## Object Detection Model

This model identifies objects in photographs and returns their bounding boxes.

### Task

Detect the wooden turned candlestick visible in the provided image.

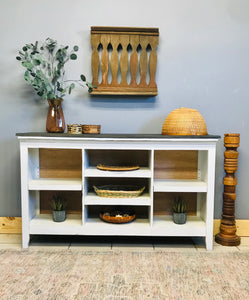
[215,133,240,246]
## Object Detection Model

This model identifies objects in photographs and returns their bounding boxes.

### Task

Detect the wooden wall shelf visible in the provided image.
[90,26,159,96]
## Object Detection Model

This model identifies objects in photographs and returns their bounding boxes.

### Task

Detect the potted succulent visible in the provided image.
[172,197,187,224]
[50,195,67,222]
[16,38,95,133]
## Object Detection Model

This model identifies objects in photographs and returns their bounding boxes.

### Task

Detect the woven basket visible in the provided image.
[82,125,101,134]
[162,107,208,136]
[93,185,145,198]
[67,124,82,134]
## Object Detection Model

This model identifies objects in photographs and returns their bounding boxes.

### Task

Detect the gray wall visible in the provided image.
[0,0,248,218]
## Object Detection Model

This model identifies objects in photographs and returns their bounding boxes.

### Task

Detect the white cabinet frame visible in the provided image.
[17,134,219,250]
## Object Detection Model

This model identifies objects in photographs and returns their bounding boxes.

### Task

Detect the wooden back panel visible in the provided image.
[40,191,82,214]
[154,150,198,179]
[154,192,197,216]
[86,149,149,167]
[39,149,82,178]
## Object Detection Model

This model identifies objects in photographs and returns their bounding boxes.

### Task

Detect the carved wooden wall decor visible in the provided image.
[215,133,241,246]
[90,26,159,96]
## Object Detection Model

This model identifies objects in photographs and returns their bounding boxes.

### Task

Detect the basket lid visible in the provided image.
[162,107,208,136]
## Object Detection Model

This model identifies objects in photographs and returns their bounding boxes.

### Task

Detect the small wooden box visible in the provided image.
[82,125,101,134]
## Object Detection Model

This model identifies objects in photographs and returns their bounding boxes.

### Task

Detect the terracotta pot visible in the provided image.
[46,99,65,133]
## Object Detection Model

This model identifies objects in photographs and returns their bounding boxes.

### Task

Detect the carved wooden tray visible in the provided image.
[97,164,140,171]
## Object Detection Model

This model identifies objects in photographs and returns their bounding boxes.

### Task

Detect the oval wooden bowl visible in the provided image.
[99,213,136,224]
[162,107,208,136]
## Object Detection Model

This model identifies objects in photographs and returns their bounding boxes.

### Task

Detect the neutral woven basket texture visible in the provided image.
[162,107,208,136]
[93,185,145,198]
[67,124,82,134]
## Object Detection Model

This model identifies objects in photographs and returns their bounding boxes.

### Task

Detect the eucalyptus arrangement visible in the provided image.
[16,37,94,99]
[16,37,95,132]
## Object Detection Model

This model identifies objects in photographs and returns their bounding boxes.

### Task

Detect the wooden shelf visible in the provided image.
[28,178,82,191]
[152,215,206,236]
[83,217,150,235]
[29,214,205,236]
[84,192,151,206]
[154,179,208,193]
[30,214,82,234]
[84,167,152,178]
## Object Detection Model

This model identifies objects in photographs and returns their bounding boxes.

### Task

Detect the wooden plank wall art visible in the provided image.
[90,26,159,95]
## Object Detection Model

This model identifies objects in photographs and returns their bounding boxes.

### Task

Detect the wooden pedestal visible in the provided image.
[215,133,241,246]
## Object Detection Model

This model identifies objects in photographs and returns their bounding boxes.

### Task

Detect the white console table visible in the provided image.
[17,133,220,250]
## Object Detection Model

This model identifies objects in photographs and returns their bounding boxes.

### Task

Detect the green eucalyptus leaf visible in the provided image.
[80,74,86,82]
[70,53,77,60]
[22,46,28,51]
[24,70,30,82]
[22,61,33,70]
[16,56,21,61]
[42,93,47,100]
[68,83,75,94]
[73,45,79,51]
[33,59,41,66]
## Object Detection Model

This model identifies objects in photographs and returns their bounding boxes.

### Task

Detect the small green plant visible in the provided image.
[50,195,67,211]
[173,197,187,213]
[16,37,95,100]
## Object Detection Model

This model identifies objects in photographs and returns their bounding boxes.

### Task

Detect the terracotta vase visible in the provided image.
[46,99,65,133]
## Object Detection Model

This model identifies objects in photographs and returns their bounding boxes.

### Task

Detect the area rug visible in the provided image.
[0,249,248,299]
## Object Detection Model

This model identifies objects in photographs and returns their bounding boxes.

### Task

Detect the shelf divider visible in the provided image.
[29,178,82,191]
[154,179,208,192]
